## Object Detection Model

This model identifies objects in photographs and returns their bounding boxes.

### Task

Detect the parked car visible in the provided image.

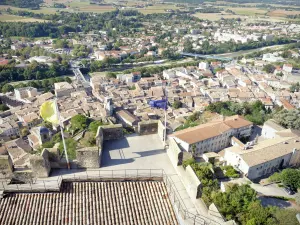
[284,186,295,195]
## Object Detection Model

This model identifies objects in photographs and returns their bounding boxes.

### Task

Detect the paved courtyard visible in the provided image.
[101,134,175,173]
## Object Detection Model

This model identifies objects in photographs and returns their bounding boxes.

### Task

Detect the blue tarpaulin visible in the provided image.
[149,99,168,110]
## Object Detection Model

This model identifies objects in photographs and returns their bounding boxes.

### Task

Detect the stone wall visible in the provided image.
[185,165,202,199]
[29,149,51,178]
[11,171,34,183]
[137,120,158,135]
[76,147,100,168]
[167,138,183,167]
[0,155,14,179]
[101,124,123,141]
[96,125,104,150]
[208,203,226,223]
[158,120,165,142]
[93,124,124,168]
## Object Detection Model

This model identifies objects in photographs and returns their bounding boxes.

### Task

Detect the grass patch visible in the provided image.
[79,131,96,148]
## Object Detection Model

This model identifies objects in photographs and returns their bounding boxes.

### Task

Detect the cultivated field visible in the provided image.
[267,9,300,17]
[0,0,115,15]
[0,14,48,22]
[137,4,180,14]
[194,12,246,21]
[227,7,268,16]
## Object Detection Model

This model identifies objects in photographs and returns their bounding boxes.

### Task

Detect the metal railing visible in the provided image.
[60,169,164,181]
[0,169,221,225]
[161,171,221,225]
[0,176,62,192]
[0,169,164,192]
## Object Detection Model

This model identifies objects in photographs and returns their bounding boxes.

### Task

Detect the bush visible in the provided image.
[182,158,196,169]
[221,165,239,178]
[70,114,89,132]
[58,138,77,160]
[172,100,182,109]
[281,169,300,190]
[88,120,104,134]
[269,172,282,183]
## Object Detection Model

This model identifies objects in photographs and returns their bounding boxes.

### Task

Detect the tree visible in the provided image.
[20,127,29,137]
[106,72,116,78]
[2,84,14,93]
[65,77,72,84]
[240,201,275,225]
[88,121,104,134]
[182,158,196,169]
[222,165,239,178]
[0,104,9,111]
[263,64,276,74]
[280,168,300,190]
[172,100,182,109]
[212,184,257,221]
[274,109,300,130]
[270,207,300,225]
[268,172,282,182]
[290,82,300,93]
[70,114,89,131]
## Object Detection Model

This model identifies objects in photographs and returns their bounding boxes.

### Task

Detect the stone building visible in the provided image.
[224,134,300,180]
[28,127,52,149]
[171,115,252,155]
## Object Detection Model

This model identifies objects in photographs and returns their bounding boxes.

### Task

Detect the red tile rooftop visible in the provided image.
[0,181,178,225]
[0,58,9,65]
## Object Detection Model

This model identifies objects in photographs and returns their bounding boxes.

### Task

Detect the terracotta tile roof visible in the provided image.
[0,181,178,225]
[280,98,295,110]
[0,58,9,65]
[172,115,252,144]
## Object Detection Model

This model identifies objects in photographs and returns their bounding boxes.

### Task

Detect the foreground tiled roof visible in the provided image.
[0,181,178,225]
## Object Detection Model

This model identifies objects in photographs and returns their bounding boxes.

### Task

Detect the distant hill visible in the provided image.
[221,0,300,5]
[165,0,300,6]
[0,0,44,9]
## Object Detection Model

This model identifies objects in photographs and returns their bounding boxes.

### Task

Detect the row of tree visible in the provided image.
[269,168,300,190]
[273,109,300,130]
[206,101,273,125]
[184,38,293,55]
[0,0,43,9]
[0,61,71,90]
[0,10,144,38]
[4,76,72,94]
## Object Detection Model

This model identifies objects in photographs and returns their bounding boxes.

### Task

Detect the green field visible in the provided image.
[0,0,115,15]
[135,4,180,14]
[227,7,268,16]
[0,14,48,22]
